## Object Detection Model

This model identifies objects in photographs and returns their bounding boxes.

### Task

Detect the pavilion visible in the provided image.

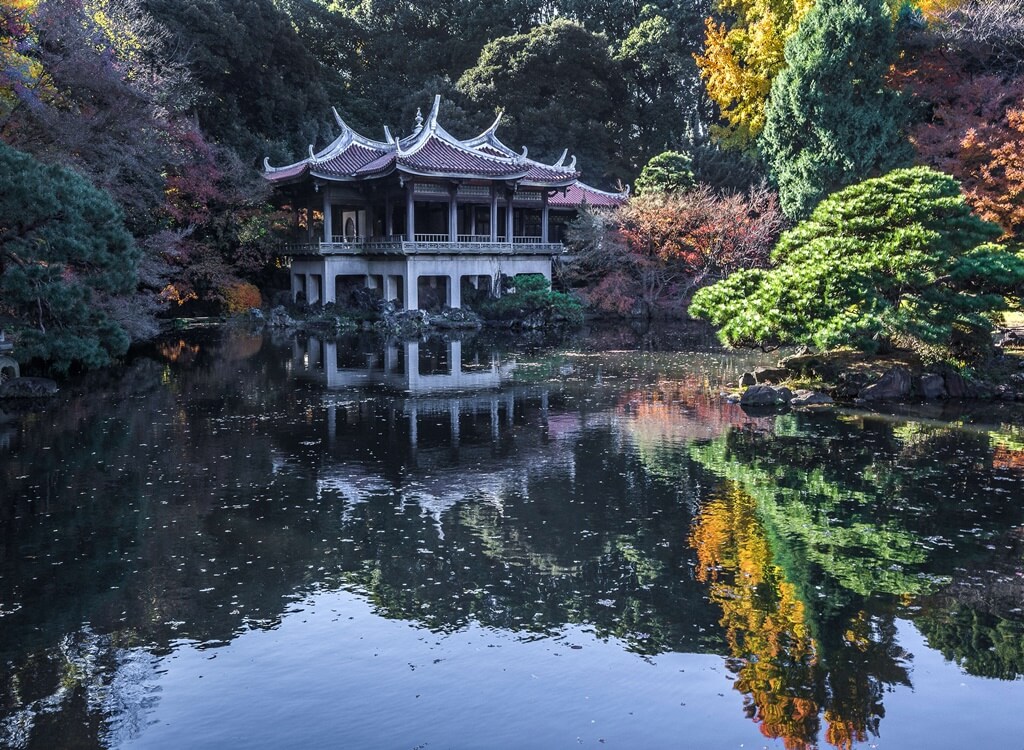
[264,95,627,310]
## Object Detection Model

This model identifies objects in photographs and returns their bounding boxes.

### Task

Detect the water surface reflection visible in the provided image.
[1,327,1023,749]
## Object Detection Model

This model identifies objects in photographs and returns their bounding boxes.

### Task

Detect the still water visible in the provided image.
[1,326,1023,749]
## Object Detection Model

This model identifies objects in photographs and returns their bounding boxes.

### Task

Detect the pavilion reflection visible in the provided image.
[291,334,516,393]
[289,332,589,508]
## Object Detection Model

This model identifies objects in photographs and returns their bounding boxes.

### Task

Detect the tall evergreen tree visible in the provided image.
[457,19,631,185]
[759,0,910,218]
[142,0,343,163]
[0,144,139,373]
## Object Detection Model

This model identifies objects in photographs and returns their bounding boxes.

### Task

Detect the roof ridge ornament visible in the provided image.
[332,107,348,132]
[384,126,394,144]
[414,108,423,133]
[427,94,441,131]
[568,155,577,170]
[554,149,568,167]
[485,110,503,136]
[308,145,317,160]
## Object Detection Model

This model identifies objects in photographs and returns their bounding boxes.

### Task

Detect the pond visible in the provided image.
[1,325,1023,749]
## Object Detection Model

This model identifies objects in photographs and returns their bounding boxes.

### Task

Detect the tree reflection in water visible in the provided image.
[687,410,1024,749]
[1,327,1023,749]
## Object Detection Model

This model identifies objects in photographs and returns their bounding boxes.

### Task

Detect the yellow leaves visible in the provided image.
[160,284,198,306]
[914,0,966,19]
[1,0,42,117]
[7,0,38,13]
[84,0,147,70]
[695,0,814,147]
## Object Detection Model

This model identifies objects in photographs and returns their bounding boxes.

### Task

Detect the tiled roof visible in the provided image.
[523,162,575,183]
[549,182,628,208]
[352,151,396,177]
[314,142,390,176]
[399,134,526,177]
[263,161,309,182]
[264,96,627,204]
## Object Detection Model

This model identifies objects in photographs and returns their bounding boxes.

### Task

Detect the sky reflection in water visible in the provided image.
[1,327,1023,749]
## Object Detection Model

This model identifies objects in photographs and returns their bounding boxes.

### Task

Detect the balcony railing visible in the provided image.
[286,235,564,257]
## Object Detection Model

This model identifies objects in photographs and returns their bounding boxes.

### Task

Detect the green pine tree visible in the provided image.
[0,144,139,373]
[689,167,1024,363]
[634,151,695,195]
[759,0,911,219]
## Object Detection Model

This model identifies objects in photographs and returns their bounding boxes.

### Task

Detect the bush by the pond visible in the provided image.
[690,167,1024,364]
[477,274,583,326]
[222,281,263,314]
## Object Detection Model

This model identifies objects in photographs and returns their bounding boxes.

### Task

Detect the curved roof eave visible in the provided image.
[395,164,531,182]
[308,164,398,182]
[521,178,578,189]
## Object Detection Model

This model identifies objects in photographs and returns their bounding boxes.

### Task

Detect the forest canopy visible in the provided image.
[2,0,1024,371]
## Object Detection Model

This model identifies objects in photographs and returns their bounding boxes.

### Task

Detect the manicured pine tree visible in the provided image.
[634,151,695,195]
[0,144,139,373]
[689,167,1024,363]
[759,0,910,218]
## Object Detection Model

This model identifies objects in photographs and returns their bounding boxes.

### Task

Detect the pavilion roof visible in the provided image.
[548,181,631,208]
[263,95,625,200]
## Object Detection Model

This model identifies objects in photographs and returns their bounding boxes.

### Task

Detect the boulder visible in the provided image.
[998,329,1023,347]
[790,389,834,406]
[740,384,793,406]
[377,309,430,337]
[968,380,997,400]
[779,352,823,373]
[0,377,58,398]
[753,366,790,384]
[738,372,757,387]
[919,373,947,400]
[859,366,912,402]
[944,371,969,398]
[267,306,297,328]
[429,307,482,330]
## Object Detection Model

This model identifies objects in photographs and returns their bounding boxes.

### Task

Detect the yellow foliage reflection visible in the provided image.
[691,483,875,749]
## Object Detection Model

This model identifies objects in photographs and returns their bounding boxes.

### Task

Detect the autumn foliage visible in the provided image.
[567,186,784,317]
[222,281,263,314]
[898,51,1024,238]
[696,0,814,147]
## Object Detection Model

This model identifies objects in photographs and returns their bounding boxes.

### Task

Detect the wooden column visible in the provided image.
[489,187,498,242]
[385,196,394,237]
[406,184,415,242]
[541,193,550,244]
[322,191,332,243]
[505,190,514,243]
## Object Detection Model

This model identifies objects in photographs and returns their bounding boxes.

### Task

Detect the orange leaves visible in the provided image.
[901,50,1024,238]
[617,186,784,285]
[958,106,1024,236]
[221,281,262,313]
